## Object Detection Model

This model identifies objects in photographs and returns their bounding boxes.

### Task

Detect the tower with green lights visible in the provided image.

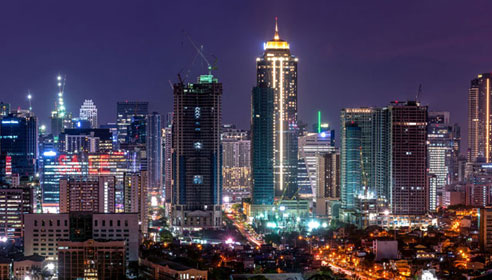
[50,75,73,138]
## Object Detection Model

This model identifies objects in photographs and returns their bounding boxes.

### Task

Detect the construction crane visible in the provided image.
[180,32,218,79]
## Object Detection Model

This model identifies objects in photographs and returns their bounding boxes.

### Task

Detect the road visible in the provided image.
[226,213,263,247]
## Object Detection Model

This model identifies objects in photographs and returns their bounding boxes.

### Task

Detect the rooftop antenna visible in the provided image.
[416,84,423,103]
[27,90,32,112]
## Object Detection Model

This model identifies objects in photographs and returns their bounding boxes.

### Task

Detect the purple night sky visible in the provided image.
[1,0,492,149]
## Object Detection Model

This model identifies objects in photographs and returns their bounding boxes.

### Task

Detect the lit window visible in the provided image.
[193,175,203,184]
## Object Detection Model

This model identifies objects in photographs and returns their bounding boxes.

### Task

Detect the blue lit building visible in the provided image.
[341,122,361,210]
[251,85,275,205]
[0,110,37,182]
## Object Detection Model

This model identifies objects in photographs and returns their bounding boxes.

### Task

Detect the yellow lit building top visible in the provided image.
[264,17,290,50]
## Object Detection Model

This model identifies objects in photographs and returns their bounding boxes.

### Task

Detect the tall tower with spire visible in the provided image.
[255,18,299,200]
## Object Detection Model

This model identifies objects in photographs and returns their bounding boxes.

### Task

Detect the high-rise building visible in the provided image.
[171,74,222,230]
[59,177,116,213]
[116,101,148,145]
[146,112,162,207]
[222,125,251,203]
[341,122,362,211]
[479,207,492,252]
[59,128,113,153]
[298,130,335,198]
[251,85,274,206]
[79,99,98,128]
[163,113,173,204]
[58,239,126,280]
[389,101,428,215]
[256,18,298,199]
[0,110,38,181]
[0,186,33,240]
[468,73,492,162]
[124,171,148,234]
[315,151,340,219]
[427,112,459,210]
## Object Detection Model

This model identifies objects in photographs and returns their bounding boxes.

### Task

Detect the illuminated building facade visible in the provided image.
[427,112,459,209]
[58,239,126,280]
[341,122,361,211]
[124,171,148,234]
[163,113,173,204]
[298,129,335,198]
[59,177,116,213]
[171,74,222,230]
[79,99,98,128]
[59,128,113,153]
[222,125,251,203]
[116,101,148,145]
[0,186,33,240]
[40,151,130,211]
[315,151,340,219]
[146,112,162,207]
[256,18,298,199]
[468,73,492,163]
[0,110,38,181]
[0,102,10,117]
[251,85,274,205]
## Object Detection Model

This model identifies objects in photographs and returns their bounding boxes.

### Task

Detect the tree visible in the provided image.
[160,229,173,243]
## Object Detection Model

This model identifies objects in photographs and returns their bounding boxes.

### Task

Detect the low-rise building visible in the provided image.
[140,257,208,280]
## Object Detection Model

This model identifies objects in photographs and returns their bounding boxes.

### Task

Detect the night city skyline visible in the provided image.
[2,1,492,150]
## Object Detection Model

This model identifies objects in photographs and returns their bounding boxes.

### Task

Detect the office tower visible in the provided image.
[0,102,10,117]
[427,112,459,210]
[340,108,390,220]
[163,113,173,203]
[124,172,148,234]
[251,85,275,205]
[59,128,113,153]
[58,239,126,279]
[146,112,162,206]
[40,151,130,211]
[0,186,33,240]
[256,18,298,199]
[222,125,251,203]
[79,99,98,128]
[59,177,116,213]
[24,213,139,261]
[51,75,73,137]
[341,122,362,211]
[479,207,492,251]
[171,73,222,230]
[100,122,118,146]
[116,101,148,145]
[0,110,38,181]
[298,129,335,198]
[389,101,428,215]
[468,73,492,162]
[315,151,340,219]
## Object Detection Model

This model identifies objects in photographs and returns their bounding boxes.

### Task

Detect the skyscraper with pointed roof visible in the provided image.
[255,18,299,200]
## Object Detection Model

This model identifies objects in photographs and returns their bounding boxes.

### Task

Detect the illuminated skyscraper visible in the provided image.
[146,112,162,207]
[0,110,38,181]
[256,18,298,199]
[468,73,492,162]
[116,101,148,145]
[79,99,98,128]
[163,113,173,203]
[171,74,222,230]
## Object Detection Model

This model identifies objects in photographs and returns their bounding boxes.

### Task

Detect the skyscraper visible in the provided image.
[341,122,362,211]
[427,112,459,210]
[222,125,251,203]
[163,113,173,204]
[316,151,340,219]
[79,99,98,128]
[251,85,274,205]
[116,101,148,145]
[59,176,116,213]
[389,101,428,215]
[124,171,148,234]
[256,18,298,199]
[0,110,38,181]
[171,74,222,230]
[146,112,162,207]
[468,73,492,162]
